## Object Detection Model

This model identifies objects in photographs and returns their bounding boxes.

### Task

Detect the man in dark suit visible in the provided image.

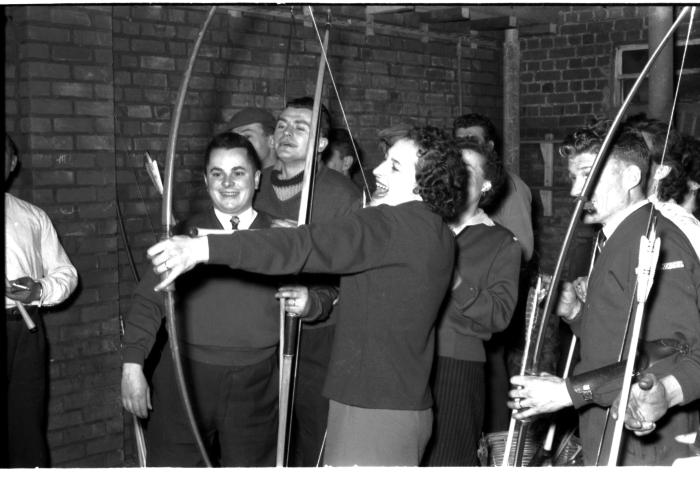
[508,126,700,465]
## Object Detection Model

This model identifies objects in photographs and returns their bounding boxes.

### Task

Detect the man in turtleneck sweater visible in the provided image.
[254,96,362,466]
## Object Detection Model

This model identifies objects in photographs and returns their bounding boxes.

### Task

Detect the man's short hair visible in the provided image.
[560,120,650,192]
[222,107,276,135]
[204,132,262,172]
[453,113,499,149]
[621,113,681,166]
[5,133,18,158]
[322,128,360,173]
[285,96,331,138]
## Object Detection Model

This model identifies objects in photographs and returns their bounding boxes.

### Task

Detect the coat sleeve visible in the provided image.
[121,268,165,366]
[208,208,394,277]
[449,233,521,335]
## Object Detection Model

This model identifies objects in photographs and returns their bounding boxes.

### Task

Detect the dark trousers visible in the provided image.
[4,310,49,468]
[289,324,334,466]
[422,356,484,466]
[146,349,278,467]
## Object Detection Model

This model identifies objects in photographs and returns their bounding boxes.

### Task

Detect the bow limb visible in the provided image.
[161,6,217,468]
[530,6,693,373]
[308,8,373,203]
[276,8,330,466]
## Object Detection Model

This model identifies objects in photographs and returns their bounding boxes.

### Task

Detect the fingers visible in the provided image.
[146,240,168,260]
[276,287,308,316]
[153,267,182,292]
[636,372,656,391]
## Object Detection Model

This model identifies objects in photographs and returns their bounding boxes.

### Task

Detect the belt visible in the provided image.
[5,306,39,320]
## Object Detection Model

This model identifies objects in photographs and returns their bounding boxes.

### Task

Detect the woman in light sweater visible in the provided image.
[423,138,521,466]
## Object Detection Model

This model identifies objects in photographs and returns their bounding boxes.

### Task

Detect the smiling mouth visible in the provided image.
[373,182,388,198]
[220,191,240,198]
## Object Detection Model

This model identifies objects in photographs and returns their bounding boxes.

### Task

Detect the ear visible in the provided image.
[653,164,671,181]
[317,137,328,153]
[486,140,495,152]
[254,170,261,190]
[342,155,354,173]
[689,180,700,192]
[203,172,209,187]
[622,164,642,191]
[266,134,274,149]
[481,180,492,193]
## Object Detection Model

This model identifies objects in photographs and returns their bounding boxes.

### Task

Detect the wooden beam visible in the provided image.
[519,23,557,37]
[432,20,470,35]
[469,5,561,24]
[418,7,470,23]
[470,15,517,31]
[366,6,415,16]
[433,15,516,34]
[367,12,421,29]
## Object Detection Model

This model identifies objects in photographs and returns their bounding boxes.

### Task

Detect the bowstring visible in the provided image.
[657,6,695,172]
[307,7,373,203]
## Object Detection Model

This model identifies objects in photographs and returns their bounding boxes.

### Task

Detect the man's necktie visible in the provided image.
[230,216,239,230]
[595,230,606,256]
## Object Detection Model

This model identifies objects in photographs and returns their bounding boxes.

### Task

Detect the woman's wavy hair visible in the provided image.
[658,135,700,204]
[454,137,506,212]
[405,126,469,222]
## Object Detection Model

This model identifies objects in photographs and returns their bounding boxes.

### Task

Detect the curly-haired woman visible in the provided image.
[422,138,521,466]
[146,126,468,466]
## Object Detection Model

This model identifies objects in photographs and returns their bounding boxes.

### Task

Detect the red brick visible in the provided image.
[52,45,93,62]
[73,65,112,82]
[21,61,71,80]
[75,100,112,117]
[52,82,93,98]
[49,8,92,26]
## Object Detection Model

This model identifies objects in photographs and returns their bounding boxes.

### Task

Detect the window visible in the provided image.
[614,39,700,106]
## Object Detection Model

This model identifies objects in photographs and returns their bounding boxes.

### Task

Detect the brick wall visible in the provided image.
[519,5,700,273]
[5,5,123,467]
[5,4,502,466]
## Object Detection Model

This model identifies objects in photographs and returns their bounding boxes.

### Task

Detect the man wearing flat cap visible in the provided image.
[223,106,277,169]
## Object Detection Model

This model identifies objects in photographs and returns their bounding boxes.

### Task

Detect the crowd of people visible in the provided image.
[5,98,700,467]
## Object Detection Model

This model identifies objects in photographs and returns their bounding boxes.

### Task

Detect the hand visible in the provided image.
[271,218,298,228]
[556,281,582,321]
[276,285,311,317]
[508,373,573,420]
[147,235,209,291]
[611,372,668,436]
[5,276,42,303]
[121,363,152,419]
[571,276,589,303]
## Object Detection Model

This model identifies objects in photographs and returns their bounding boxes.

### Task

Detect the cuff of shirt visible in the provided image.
[121,347,146,367]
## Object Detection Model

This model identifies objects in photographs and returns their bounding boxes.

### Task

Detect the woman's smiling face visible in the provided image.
[370,138,422,207]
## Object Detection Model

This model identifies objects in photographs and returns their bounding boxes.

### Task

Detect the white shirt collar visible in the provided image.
[213,206,257,231]
[450,208,495,235]
[602,199,648,239]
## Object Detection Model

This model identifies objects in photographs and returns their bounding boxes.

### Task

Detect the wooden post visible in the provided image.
[648,7,674,121]
[503,28,520,174]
